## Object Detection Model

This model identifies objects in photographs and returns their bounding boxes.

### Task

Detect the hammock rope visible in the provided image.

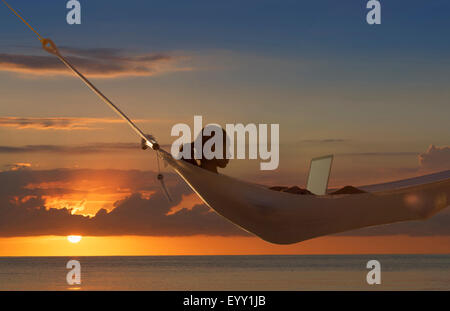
[156,150,172,201]
[1,0,44,42]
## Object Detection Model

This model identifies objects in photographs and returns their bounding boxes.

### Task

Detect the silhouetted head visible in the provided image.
[194,125,230,173]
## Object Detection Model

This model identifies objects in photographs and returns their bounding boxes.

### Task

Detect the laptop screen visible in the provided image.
[306,155,333,195]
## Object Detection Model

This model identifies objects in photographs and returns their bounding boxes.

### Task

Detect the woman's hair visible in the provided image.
[180,125,230,172]
[193,124,229,160]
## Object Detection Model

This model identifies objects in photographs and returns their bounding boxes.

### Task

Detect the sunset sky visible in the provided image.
[0,0,449,256]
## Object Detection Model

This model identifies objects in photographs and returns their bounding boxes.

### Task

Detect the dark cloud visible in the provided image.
[0,143,138,154]
[0,168,244,237]
[419,145,450,171]
[338,152,419,157]
[301,139,348,143]
[0,168,448,238]
[0,117,126,130]
[0,142,171,155]
[91,193,243,236]
[0,47,192,78]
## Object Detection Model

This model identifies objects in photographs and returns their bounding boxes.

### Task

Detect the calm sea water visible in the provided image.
[0,255,449,290]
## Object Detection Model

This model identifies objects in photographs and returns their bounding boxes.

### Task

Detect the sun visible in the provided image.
[67,235,82,243]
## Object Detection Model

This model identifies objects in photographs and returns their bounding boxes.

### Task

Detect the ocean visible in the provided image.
[0,255,449,290]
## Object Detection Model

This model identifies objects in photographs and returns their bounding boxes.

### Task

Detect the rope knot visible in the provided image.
[41,38,59,55]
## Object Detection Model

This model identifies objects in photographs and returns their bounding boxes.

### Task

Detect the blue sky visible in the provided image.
[2,1,450,55]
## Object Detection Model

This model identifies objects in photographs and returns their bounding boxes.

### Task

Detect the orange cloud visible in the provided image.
[0,47,193,78]
[167,193,205,215]
[5,162,32,171]
[22,176,136,216]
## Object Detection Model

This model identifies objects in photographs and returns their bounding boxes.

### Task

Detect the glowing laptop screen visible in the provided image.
[306,155,333,195]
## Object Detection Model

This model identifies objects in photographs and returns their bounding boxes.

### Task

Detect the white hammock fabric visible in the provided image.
[161,150,450,244]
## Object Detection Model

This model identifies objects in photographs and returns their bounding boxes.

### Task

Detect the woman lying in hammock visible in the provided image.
[180,125,229,174]
[180,125,364,195]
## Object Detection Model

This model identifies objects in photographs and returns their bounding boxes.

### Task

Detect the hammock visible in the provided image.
[160,150,450,244]
[4,1,449,244]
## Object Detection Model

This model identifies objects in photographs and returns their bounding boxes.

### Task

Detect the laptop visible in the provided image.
[306,154,333,195]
